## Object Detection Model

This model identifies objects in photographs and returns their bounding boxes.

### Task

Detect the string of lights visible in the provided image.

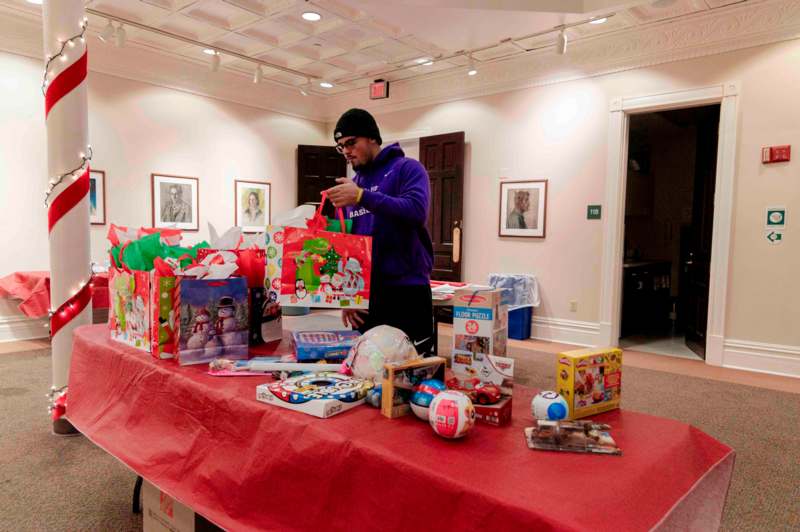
[41,17,88,95]
[44,145,92,207]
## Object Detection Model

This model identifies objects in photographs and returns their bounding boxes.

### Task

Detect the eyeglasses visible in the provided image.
[335,137,358,154]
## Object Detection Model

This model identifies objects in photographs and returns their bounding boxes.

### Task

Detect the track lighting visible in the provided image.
[467,55,477,76]
[98,19,115,43]
[210,51,220,72]
[253,66,263,84]
[115,24,127,48]
[557,29,568,55]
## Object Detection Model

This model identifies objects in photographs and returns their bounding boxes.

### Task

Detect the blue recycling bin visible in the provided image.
[488,273,539,340]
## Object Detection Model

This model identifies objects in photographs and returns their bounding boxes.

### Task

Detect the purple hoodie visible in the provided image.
[345,143,433,286]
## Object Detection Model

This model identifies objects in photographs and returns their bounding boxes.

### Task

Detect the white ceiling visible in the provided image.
[2,0,751,96]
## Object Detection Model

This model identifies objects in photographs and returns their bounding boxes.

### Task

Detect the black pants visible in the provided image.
[358,284,434,356]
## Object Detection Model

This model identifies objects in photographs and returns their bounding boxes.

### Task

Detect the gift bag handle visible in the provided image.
[317,192,347,234]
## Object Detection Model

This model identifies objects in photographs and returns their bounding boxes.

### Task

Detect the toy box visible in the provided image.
[452,287,508,359]
[291,330,360,361]
[256,372,372,418]
[380,356,446,418]
[448,351,515,426]
[556,347,622,419]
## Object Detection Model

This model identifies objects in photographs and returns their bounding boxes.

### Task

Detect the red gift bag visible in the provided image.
[279,195,372,309]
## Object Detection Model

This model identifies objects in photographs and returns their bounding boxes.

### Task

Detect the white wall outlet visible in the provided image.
[569,300,577,312]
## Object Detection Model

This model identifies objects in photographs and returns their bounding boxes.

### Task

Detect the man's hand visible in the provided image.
[342,309,367,329]
[325,178,361,208]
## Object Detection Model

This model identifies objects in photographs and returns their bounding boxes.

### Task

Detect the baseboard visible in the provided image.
[530,317,600,347]
[0,315,49,342]
[722,339,800,379]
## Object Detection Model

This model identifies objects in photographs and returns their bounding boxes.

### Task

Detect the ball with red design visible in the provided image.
[428,390,475,439]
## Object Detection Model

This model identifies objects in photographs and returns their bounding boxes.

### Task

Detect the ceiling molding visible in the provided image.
[322,0,800,120]
[0,2,328,123]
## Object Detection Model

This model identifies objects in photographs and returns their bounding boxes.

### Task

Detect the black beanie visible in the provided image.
[334,108,382,145]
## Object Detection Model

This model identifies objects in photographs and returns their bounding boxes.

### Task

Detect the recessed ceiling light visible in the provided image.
[302,11,322,22]
[203,48,217,55]
[26,0,43,5]
[320,81,333,88]
[415,57,430,64]
[590,17,608,25]
[467,68,477,76]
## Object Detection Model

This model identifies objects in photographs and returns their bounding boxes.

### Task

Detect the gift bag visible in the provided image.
[197,247,277,346]
[108,267,151,351]
[178,277,249,365]
[279,196,372,309]
[149,270,179,359]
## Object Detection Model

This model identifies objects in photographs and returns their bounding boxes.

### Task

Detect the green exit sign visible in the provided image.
[587,205,602,220]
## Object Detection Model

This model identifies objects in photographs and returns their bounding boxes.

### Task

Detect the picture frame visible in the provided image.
[151,174,199,231]
[89,169,106,225]
[499,179,547,238]
[234,180,271,233]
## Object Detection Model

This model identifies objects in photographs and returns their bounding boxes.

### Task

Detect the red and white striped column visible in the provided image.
[42,0,92,431]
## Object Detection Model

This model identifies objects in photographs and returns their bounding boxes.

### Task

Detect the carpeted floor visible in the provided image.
[1,345,799,531]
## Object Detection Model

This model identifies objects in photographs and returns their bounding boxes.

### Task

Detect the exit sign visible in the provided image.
[587,205,602,220]
[369,79,390,100]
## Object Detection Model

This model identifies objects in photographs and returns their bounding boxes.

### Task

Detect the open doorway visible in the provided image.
[619,105,720,360]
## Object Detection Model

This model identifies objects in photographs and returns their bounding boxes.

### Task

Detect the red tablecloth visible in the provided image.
[67,325,734,532]
[0,271,108,318]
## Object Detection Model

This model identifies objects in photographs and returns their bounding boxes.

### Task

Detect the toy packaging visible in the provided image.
[556,347,623,419]
[452,287,508,361]
[291,330,361,361]
[524,420,622,455]
[380,356,446,418]
[178,277,249,365]
[448,351,514,426]
[256,372,373,418]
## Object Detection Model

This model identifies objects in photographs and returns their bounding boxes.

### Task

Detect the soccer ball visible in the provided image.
[531,390,569,421]
[428,390,475,439]
[409,379,446,420]
[341,325,419,382]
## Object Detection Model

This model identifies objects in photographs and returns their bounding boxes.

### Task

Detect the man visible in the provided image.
[162,185,191,223]
[507,190,529,229]
[325,108,434,355]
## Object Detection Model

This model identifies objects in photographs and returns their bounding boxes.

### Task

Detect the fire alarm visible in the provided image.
[761,145,791,164]
[369,79,389,100]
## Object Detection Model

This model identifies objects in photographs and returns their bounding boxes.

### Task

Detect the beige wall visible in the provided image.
[0,51,327,338]
[367,39,800,348]
[0,51,328,272]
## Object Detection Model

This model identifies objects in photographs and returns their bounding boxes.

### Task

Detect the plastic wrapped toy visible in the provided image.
[341,325,419,381]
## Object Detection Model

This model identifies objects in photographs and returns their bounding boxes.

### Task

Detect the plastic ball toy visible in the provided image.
[341,325,419,382]
[409,379,446,420]
[531,390,569,421]
[428,390,475,439]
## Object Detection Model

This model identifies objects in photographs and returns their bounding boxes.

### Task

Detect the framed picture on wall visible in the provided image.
[499,179,547,238]
[152,174,199,231]
[234,180,271,233]
[89,170,106,225]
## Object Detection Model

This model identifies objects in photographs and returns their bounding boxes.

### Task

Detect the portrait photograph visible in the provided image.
[499,179,547,238]
[235,180,270,233]
[152,174,199,231]
[89,170,106,225]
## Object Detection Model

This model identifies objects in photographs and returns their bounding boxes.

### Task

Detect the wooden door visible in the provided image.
[420,132,465,282]
[297,145,346,218]
[682,105,720,359]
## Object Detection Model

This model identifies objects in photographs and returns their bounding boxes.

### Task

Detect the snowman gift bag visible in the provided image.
[178,277,249,365]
